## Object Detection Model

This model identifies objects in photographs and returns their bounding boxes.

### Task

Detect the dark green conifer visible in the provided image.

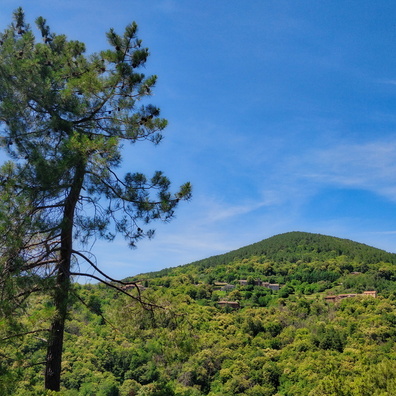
[0,8,191,391]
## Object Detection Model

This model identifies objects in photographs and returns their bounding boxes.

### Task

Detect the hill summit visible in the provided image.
[144,231,396,279]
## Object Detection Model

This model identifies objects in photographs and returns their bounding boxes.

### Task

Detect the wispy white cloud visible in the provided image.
[297,139,396,200]
[200,198,273,223]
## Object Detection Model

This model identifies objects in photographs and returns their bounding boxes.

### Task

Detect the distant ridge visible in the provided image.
[188,231,396,268]
[143,231,396,278]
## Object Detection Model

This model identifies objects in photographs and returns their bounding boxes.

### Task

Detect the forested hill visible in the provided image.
[6,231,396,395]
[142,231,396,279]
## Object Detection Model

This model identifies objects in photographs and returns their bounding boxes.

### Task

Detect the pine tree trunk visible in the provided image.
[44,162,85,391]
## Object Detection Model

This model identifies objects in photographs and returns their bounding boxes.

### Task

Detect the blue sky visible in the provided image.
[3,1,396,279]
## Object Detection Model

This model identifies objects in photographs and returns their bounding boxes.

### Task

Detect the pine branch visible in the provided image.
[1,328,49,342]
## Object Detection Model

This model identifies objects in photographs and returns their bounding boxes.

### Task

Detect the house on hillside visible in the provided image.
[324,295,338,303]
[256,281,281,291]
[221,284,235,291]
[121,283,146,291]
[238,279,281,290]
[325,291,377,302]
[338,293,358,299]
[362,290,377,298]
[217,300,240,309]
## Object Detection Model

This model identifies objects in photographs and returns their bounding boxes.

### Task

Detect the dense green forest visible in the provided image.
[3,231,396,395]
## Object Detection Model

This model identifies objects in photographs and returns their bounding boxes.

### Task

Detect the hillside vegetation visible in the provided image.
[3,231,396,395]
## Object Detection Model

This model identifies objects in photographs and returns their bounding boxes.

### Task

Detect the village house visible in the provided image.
[221,284,235,291]
[362,290,377,298]
[121,283,146,291]
[238,279,281,290]
[338,293,358,299]
[324,295,338,303]
[325,291,377,302]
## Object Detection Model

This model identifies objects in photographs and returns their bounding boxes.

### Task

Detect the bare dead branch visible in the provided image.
[71,249,134,286]
[69,271,162,310]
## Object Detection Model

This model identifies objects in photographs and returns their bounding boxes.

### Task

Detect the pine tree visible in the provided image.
[0,8,191,391]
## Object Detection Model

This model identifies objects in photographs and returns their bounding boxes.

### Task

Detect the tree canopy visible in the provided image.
[2,231,396,395]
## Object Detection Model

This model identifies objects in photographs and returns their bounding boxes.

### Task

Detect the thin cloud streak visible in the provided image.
[297,139,396,201]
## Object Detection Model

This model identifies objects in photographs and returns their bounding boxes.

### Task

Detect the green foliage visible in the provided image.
[0,7,192,391]
[3,227,396,394]
[149,232,396,278]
